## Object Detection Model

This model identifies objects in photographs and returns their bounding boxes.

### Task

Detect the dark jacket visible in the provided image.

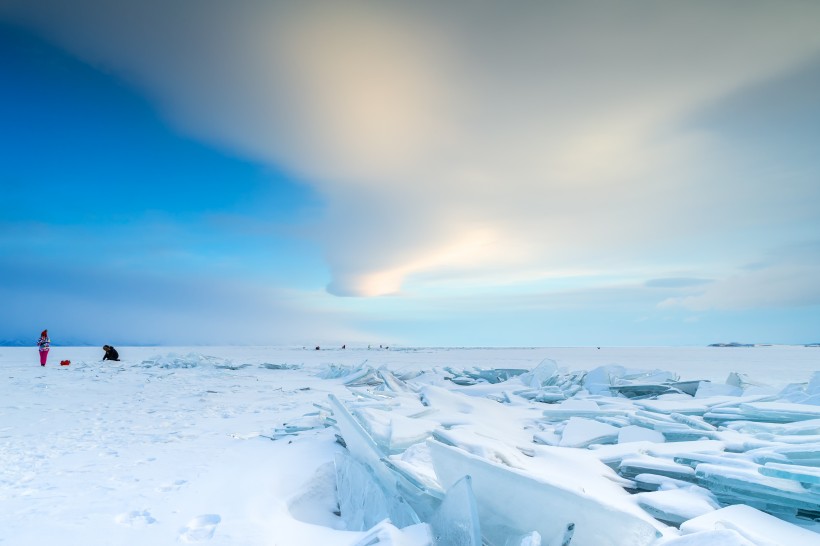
[103,347,120,361]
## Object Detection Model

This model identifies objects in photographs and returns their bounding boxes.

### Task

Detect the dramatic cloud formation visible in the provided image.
[4,0,820,307]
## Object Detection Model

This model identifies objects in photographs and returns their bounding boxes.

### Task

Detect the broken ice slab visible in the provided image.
[631,473,699,493]
[346,368,387,388]
[632,400,710,416]
[353,407,438,454]
[509,359,586,403]
[667,381,702,397]
[626,414,718,442]
[327,394,426,528]
[450,383,515,404]
[609,384,679,399]
[725,371,773,392]
[270,411,333,439]
[605,371,691,399]
[316,362,369,380]
[417,385,529,434]
[725,417,820,436]
[377,369,417,393]
[672,452,755,470]
[748,443,820,466]
[694,462,820,513]
[667,413,717,432]
[618,425,665,444]
[428,440,662,546]
[779,371,820,404]
[431,429,531,470]
[541,399,631,421]
[759,462,820,485]
[704,401,820,424]
[445,367,528,386]
[589,440,726,468]
[518,358,560,388]
[326,363,418,391]
[736,401,820,422]
[428,475,481,546]
[694,382,743,398]
[619,454,697,482]
[678,504,820,545]
[259,362,302,370]
[734,433,820,445]
[583,365,681,397]
[622,370,680,383]
[633,487,720,526]
[382,457,444,499]
[271,424,325,439]
[558,417,619,448]
[514,387,568,403]
[335,450,420,531]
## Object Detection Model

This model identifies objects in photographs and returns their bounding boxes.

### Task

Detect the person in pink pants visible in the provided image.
[37,329,50,366]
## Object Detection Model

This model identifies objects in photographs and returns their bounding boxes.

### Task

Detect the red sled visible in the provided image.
[60,360,71,366]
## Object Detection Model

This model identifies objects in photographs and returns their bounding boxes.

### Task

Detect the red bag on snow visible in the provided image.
[60,360,70,366]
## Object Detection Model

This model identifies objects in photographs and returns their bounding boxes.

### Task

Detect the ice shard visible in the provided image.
[445,367,528,386]
[518,358,560,388]
[428,475,482,546]
[428,440,661,546]
[335,450,416,531]
[328,394,423,529]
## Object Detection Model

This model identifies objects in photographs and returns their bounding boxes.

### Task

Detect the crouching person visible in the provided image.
[102,345,120,361]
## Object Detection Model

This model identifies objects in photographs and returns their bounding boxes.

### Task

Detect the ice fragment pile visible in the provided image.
[287,359,820,545]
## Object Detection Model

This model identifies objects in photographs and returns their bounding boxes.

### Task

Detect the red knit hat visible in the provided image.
[41,329,48,336]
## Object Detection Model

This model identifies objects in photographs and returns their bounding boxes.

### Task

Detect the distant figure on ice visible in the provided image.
[102,345,120,361]
[37,329,50,366]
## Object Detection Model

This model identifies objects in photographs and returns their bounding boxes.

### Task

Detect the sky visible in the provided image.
[2,1,820,347]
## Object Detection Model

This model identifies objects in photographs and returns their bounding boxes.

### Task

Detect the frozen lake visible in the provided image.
[1,346,818,545]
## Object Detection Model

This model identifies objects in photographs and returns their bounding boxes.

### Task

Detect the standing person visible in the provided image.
[37,329,50,366]
[102,345,120,361]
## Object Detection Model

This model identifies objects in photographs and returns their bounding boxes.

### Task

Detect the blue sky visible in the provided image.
[2,1,820,347]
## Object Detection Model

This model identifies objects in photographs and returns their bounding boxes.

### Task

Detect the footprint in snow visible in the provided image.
[115,510,157,527]
[179,514,221,543]
[157,479,187,492]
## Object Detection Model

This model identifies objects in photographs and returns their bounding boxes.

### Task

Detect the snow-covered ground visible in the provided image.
[1,346,818,546]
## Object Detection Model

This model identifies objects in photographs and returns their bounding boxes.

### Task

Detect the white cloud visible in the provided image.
[661,264,820,311]
[660,245,820,310]
[4,1,820,297]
